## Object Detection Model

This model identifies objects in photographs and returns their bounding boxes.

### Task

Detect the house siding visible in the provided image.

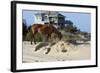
[34,11,69,28]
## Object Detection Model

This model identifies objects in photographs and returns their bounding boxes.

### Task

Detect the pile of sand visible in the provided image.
[47,41,75,54]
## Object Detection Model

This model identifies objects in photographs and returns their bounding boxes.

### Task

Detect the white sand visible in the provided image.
[22,41,91,63]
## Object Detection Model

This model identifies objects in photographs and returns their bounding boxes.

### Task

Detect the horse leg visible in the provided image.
[33,34,36,44]
[30,34,34,45]
[30,33,36,44]
[47,34,51,42]
[44,34,49,42]
[31,40,32,45]
[30,33,33,45]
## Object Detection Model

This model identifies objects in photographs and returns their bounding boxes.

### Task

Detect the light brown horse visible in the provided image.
[30,24,62,44]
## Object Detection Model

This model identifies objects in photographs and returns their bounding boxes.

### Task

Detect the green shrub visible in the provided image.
[25,31,33,41]
[63,24,80,33]
[24,31,43,42]
[35,33,43,42]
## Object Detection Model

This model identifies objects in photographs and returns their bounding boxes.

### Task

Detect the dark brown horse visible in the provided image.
[30,24,62,44]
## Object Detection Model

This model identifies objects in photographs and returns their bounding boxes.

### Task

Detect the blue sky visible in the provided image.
[22,10,91,32]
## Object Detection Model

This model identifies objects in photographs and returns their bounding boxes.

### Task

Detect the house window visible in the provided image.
[42,17,44,21]
[49,17,55,24]
[41,14,45,21]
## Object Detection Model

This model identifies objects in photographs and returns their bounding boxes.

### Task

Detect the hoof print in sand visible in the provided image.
[62,49,67,53]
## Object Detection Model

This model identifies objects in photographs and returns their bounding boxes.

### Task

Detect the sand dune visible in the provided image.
[22,41,91,63]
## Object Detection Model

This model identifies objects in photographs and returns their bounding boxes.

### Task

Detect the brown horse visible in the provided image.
[30,24,62,44]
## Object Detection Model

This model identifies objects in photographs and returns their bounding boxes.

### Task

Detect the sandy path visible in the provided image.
[22,41,91,63]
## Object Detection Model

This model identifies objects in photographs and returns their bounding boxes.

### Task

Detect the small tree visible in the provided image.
[23,19,28,40]
[64,20,80,33]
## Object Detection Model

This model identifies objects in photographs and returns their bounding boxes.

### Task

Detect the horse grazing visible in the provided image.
[30,24,62,44]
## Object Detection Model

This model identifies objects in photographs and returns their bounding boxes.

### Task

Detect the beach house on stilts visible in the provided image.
[34,11,66,29]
